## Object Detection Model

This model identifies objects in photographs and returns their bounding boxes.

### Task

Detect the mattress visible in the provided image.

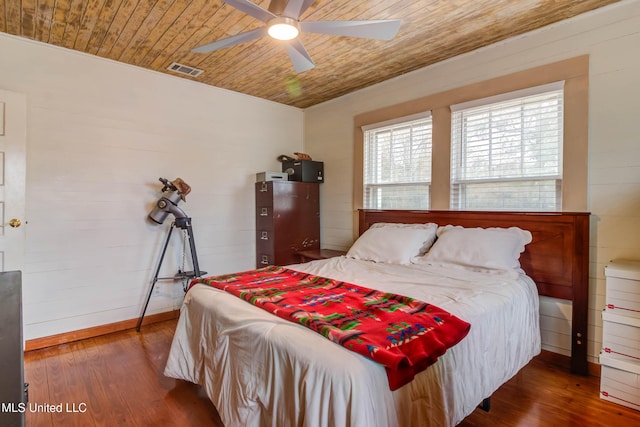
[164,257,541,426]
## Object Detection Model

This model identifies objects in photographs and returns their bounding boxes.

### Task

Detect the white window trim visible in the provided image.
[361,111,431,132]
[450,81,564,112]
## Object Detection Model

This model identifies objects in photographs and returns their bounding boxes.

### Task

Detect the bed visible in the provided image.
[164,209,589,426]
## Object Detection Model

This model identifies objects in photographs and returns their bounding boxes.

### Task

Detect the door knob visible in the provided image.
[9,218,21,228]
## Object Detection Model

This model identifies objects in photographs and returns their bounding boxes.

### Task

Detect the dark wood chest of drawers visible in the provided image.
[255,181,320,268]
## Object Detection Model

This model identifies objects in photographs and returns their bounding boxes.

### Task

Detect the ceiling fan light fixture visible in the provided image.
[192,0,403,73]
[268,17,300,41]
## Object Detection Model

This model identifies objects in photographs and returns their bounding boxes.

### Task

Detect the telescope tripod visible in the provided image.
[136,217,205,332]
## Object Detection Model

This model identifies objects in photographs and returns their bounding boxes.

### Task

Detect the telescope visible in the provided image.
[148,177,189,224]
[137,177,205,331]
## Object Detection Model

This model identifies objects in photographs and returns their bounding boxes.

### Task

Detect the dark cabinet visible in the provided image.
[255,181,320,267]
[0,271,26,427]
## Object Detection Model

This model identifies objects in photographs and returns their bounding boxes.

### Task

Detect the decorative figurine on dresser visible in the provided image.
[600,259,640,411]
[255,154,323,268]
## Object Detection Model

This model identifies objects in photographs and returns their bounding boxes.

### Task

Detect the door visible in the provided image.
[0,90,27,272]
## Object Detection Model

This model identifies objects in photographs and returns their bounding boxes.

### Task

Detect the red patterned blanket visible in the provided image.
[190,266,471,390]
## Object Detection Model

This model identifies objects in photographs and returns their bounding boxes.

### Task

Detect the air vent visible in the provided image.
[167,62,204,78]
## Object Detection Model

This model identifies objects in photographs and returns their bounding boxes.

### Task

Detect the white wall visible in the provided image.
[304,0,640,364]
[0,33,303,340]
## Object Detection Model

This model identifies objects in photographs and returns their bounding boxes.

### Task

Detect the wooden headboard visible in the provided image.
[359,209,590,375]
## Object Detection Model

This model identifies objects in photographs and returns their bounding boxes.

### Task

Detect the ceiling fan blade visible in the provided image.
[222,0,277,23]
[282,0,316,19]
[192,28,267,53]
[300,19,401,40]
[284,40,315,73]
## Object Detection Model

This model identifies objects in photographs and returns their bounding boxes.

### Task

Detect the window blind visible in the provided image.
[451,87,563,211]
[363,113,432,209]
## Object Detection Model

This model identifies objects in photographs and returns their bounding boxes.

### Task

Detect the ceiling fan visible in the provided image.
[191,0,401,73]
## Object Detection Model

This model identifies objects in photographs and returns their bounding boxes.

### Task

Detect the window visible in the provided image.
[450,83,564,211]
[363,113,432,209]
[355,56,587,214]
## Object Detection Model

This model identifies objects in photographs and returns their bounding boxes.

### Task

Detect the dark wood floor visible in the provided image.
[24,319,640,426]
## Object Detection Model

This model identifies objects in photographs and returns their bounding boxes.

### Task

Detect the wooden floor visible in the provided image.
[24,319,640,427]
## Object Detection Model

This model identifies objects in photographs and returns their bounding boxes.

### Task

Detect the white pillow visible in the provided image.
[369,222,438,255]
[421,225,533,270]
[347,223,438,264]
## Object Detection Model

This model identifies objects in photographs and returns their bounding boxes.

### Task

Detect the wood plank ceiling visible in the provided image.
[1,0,619,108]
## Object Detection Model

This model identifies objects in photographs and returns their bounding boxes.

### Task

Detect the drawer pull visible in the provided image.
[260,182,268,192]
[260,231,269,240]
[260,208,269,216]
[260,255,269,265]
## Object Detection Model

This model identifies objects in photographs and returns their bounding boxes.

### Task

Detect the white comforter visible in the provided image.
[164,257,541,427]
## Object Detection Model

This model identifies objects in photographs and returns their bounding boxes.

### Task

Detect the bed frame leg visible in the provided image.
[478,397,491,412]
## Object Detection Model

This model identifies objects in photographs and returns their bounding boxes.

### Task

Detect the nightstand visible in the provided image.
[296,248,347,263]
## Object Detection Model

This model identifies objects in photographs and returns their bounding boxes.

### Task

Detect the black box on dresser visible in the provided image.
[281,160,324,183]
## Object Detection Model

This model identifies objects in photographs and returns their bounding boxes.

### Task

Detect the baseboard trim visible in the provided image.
[536,349,601,377]
[25,309,180,352]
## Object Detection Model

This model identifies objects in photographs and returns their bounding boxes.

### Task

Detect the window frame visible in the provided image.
[353,56,588,237]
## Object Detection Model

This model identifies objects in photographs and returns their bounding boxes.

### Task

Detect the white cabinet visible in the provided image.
[605,260,640,318]
[600,260,640,411]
